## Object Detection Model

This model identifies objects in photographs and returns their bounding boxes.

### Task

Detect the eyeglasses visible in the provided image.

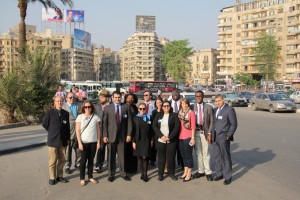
[84,106,92,109]
[163,105,170,108]
[195,96,203,98]
[69,97,75,99]
[143,95,149,96]
[138,108,146,110]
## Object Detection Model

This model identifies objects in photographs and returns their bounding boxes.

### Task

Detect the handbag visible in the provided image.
[74,114,94,148]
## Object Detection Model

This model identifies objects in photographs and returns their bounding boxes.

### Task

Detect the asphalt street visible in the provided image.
[0,107,299,200]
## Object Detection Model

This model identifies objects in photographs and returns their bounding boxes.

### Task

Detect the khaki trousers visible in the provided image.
[48,146,66,180]
[194,130,212,174]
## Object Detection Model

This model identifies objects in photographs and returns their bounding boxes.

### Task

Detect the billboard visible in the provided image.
[73,28,91,51]
[136,15,156,31]
[65,10,85,23]
[42,8,64,22]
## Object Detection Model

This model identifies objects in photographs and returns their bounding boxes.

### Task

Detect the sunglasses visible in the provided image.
[143,95,149,96]
[69,97,75,99]
[163,105,170,108]
[138,108,146,110]
[84,106,92,109]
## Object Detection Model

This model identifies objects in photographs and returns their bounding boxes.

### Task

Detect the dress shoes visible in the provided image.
[213,175,224,181]
[57,177,68,183]
[64,168,71,174]
[193,172,205,179]
[143,176,149,182]
[158,175,164,181]
[140,174,144,180]
[206,174,213,181]
[169,175,178,181]
[108,176,114,182]
[223,178,232,185]
[49,179,56,185]
[123,175,131,181]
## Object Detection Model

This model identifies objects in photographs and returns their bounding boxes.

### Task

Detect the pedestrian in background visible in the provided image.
[42,96,70,185]
[76,101,101,186]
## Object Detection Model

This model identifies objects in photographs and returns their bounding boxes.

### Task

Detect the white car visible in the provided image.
[290,91,300,103]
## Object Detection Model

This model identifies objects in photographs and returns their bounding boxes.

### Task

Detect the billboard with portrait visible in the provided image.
[65,10,85,23]
[73,28,91,51]
[42,8,64,22]
[136,15,156,31]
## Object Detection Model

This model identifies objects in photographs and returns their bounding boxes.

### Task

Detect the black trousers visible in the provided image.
[107,141,126,178]
[80,142,97,180]
[95,139,107,168]
[156,141,177,176]
[179,138,193,168]
[66,139,81,168]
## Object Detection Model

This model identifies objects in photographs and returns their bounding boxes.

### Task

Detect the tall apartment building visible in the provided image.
[93,46,120,81]
[61,48,94,81]
[120,32,165,81]
[218,0,300,89]
[0,25,62,76]
[190,48,218,86]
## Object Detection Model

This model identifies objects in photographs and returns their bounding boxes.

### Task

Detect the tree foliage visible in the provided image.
[0,47,60,123]
[160,40,193,83]
[17,0,73,59]
[253,32,280,81]
[234,72,259,88]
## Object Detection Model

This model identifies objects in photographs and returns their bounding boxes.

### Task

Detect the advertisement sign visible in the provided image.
[136,15,156,31]
[42,8,64,22]
[74,28,91,51]
[65,10,85,23]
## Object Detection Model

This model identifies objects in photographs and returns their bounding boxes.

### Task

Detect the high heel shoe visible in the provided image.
[183,176,193,182]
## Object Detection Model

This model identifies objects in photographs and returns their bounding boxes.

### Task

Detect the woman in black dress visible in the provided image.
[132,103,153,182]
[124,93,138,173]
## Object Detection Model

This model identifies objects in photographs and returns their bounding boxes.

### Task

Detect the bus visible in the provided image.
[128,80,179,93]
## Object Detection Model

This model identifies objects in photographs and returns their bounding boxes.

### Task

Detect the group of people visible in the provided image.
[54,84,88,102]
[43,88,238,186]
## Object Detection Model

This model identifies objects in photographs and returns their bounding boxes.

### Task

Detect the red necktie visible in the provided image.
[174,101,178,113]
[145,103,149,115]
[198,104,203,125]
[116,105,120,127]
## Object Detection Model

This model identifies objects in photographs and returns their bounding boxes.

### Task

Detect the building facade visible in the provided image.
[218,0,300,89]
[189,48,218,86]
[120,32,165,81]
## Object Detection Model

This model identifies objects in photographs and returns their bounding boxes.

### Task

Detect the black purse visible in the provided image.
[74,114,94,148]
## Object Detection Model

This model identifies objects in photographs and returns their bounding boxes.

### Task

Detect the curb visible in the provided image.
[0,122,28,130]
[0,142,46,156]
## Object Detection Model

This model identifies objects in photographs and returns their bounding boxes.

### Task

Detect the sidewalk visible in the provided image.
[0,125,47,155]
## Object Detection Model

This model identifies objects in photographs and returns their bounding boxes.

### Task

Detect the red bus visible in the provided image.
[128,80,179,93]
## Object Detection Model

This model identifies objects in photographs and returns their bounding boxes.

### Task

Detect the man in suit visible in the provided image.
[212,94,238,185]
[42,96,70,185]
[94,89,111,173]
[103,91,132,182]
[192,90,214,181]
[62,92,80,174]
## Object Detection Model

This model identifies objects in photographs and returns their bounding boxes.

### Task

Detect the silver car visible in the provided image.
[250,93,297,113]
[290,91,300,103]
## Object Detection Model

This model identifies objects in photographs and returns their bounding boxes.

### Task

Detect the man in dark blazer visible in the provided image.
[192,90,214,181]
[42,96,70,185]
[62,92,80,174]
[102,91,132,182]
[212,94,237,185]
[94,89,111,173]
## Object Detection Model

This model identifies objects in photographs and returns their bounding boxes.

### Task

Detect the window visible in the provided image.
[278,8,283,14]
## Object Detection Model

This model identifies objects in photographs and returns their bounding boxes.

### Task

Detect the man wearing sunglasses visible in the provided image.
[62,92,80,174]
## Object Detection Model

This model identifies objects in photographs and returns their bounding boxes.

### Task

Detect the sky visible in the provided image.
[0,0,245,51]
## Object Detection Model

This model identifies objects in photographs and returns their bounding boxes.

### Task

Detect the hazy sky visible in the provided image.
[0,0,244,51]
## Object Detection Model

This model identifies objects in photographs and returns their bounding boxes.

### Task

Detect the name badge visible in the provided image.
[218,116,223,120]
[63,120,67,124]
[158,119,162,123]
[123,114,128,118]
[147,121,151,125]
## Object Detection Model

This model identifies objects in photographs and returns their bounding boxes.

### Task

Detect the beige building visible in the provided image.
[218,0,300,89]
[189,48,218,86]
[0,26,62,76]
[120,32,165,81]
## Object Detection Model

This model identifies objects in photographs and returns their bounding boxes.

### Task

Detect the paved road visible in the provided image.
[0,107,300,200]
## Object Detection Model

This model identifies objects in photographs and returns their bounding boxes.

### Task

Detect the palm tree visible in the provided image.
[17,0,73,59]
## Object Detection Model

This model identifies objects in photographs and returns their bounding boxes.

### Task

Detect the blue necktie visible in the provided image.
[70,104,77,118]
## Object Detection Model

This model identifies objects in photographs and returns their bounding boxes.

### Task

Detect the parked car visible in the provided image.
[249,93,297,113]
[236,91,254,104]
[221,93,248,107]
[290,91,300,103]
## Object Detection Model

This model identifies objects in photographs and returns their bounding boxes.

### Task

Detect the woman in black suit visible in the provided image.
[152,100,180,181]
[123,93,138,173]
[132,103,153,182]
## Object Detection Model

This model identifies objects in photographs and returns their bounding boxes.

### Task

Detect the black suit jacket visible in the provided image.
[212,104,237,142]
[152,112,180,142]
[42,108,70,147]
[102,103,132,143]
